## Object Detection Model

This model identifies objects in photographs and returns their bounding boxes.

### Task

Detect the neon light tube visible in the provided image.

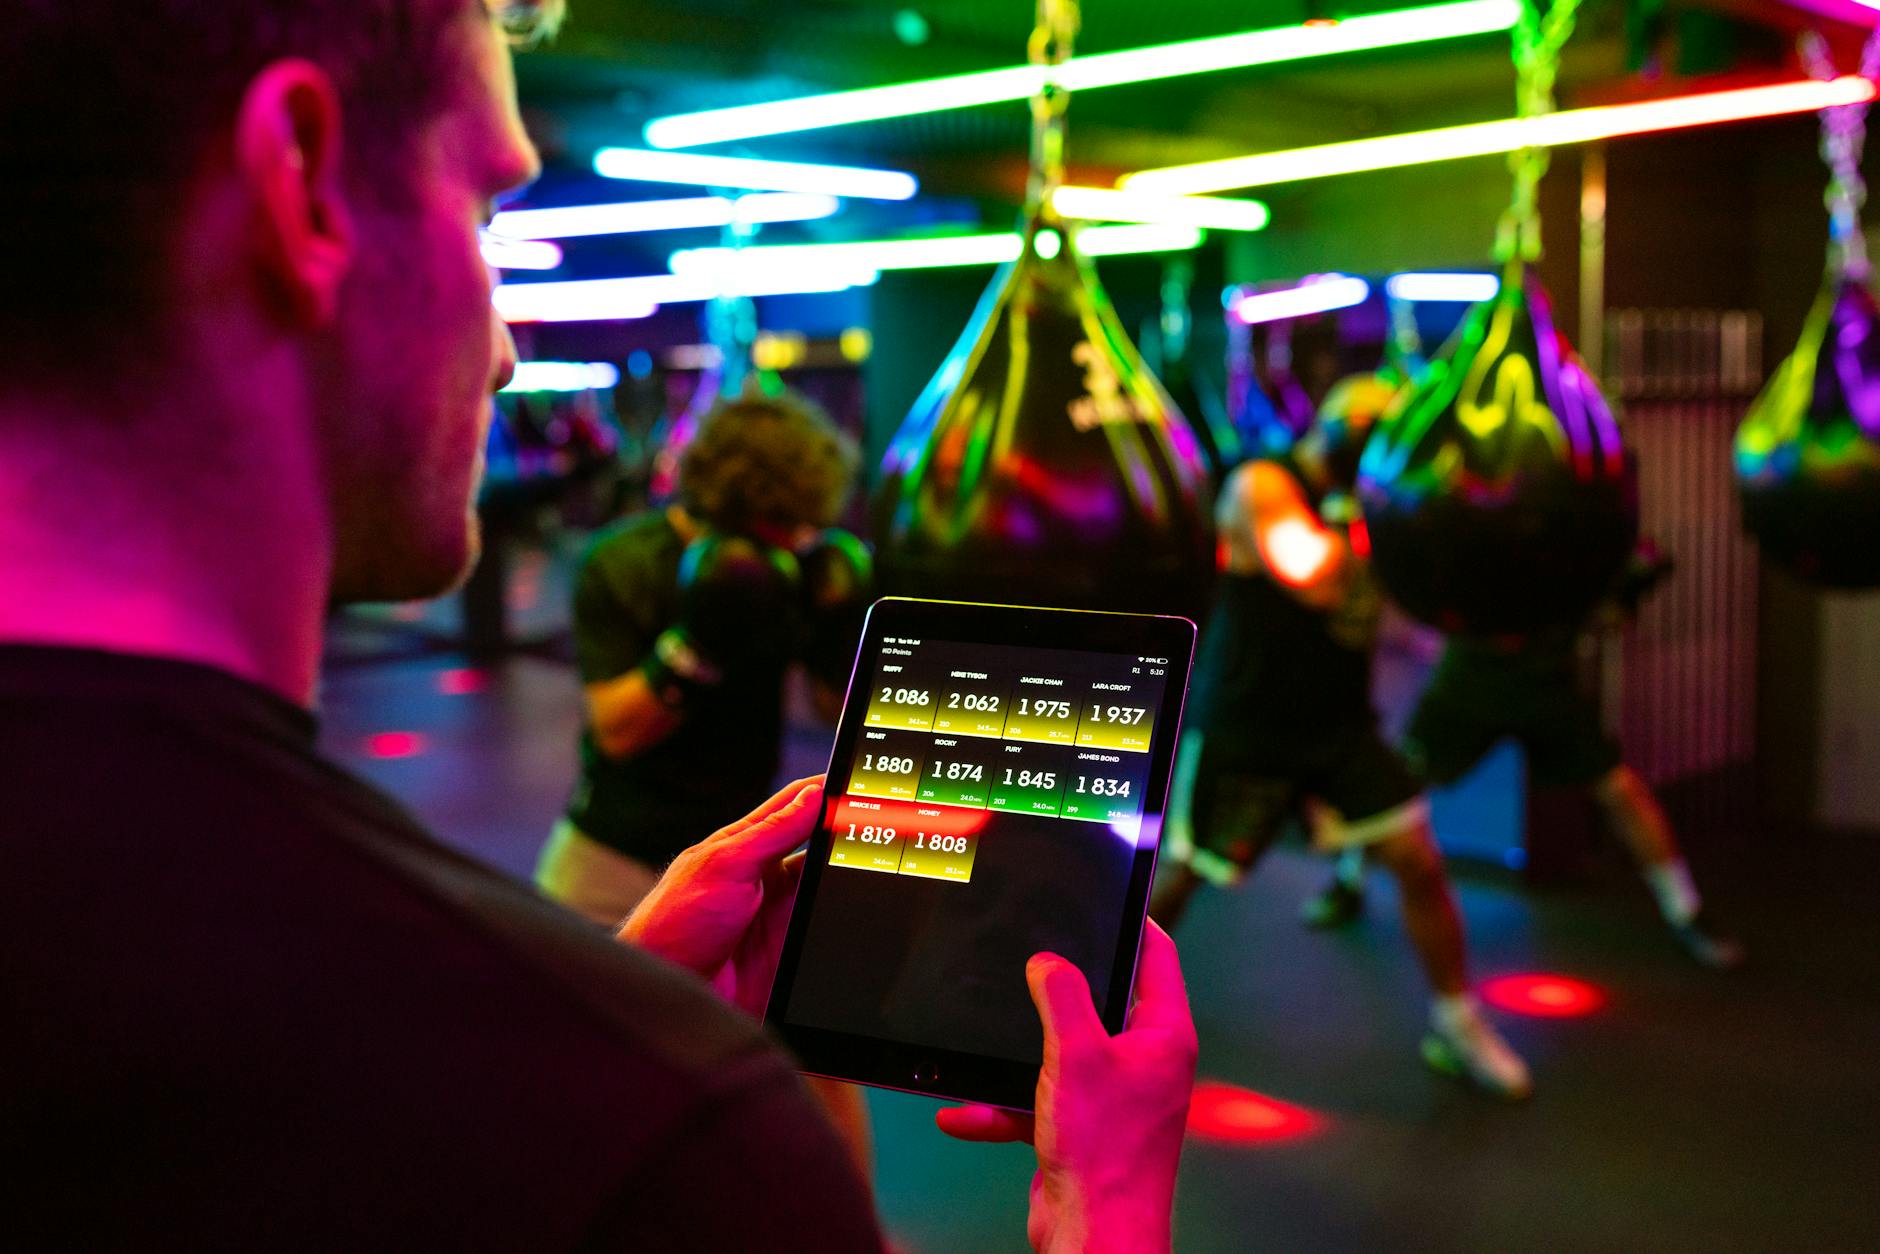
[489,192,840,240]
[500,362,623,393]
[1385,271,1501,302]
[478,234,563,270]
[1050,187,1270,231]
[1229,275,1371,324]
[673,233,1019,275]
[643,0,1521,148]
[669,223,1204,277]
[1079,223,1207,257]
[591,148,917,200]
[1124,76,1877,194]
[492,267,879,324]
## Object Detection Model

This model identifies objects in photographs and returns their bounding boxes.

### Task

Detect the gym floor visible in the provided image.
[319,623,1877,1253]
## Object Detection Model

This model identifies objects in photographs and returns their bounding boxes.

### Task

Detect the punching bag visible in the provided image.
[872,221,1214,617]
[1735,31,1880,588]
[1357,0,1634,635]
[1229,314,1315,460]
[1736,276,1880,587]
[1316,369,1405,486]
[1357,263,1637,634]
[871,0,1213,618]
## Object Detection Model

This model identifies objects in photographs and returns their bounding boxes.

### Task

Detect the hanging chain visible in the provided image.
[1387,289,1424,368]
[1495,0,1580,264]
[1027,0,1080,221]
[1801,28,1880,281]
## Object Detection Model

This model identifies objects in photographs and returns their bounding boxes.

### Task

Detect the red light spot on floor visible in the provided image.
[1481,974,1606,1018]
[436,668,489,695]
[1347,516,1372,560]
[389,602,428,623]
[1186,1081,1323,1145]
[366,732,428,760]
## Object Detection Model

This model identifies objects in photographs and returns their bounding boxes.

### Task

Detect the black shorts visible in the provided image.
[1181,725,1424,885]
[1405,658,1621,789]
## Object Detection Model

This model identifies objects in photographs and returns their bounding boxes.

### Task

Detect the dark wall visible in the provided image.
[1597,115,1854,829]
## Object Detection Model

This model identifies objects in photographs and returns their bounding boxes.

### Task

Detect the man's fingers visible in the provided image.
[705,778,825,873]
[753,852,806,939]
[935,1105,1035,1144]
[1026,953,1104,1050]
[1125,920,1194,1035]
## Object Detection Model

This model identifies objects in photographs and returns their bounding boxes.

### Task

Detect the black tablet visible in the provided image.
[765,597,1197,1111]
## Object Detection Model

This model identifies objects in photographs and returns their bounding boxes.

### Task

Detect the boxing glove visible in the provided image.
[796,528,873,691]
[643,534,800,705]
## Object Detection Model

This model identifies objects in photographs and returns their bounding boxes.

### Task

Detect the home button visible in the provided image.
[912,1061,939,1087]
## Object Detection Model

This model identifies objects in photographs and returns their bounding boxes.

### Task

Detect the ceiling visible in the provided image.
[504,1,1872,282]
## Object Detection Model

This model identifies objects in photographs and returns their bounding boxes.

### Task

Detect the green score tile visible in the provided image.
[1075,699,1155,753]
[898,827,978,884]
[987,744,1069,817]
[1002,686,1080,744]
[849,732,925,801]
[864,678,938,731]
[917,737,996,808]
[1059,752,1151,825]
[827,824,907,873]
[930,682,1010,738]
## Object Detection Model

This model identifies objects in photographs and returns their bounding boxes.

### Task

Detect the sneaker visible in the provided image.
[1673,910,1746,971]
[1423,1005,1533,1100]
[1300,876,1366,929]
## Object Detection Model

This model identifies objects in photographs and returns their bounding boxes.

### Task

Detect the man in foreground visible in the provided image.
[0,2,1196,1248]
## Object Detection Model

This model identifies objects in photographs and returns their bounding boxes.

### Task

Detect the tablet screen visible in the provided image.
[775,622,1178,1067]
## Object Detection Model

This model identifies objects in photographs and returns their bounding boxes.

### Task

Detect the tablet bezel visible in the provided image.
[764,597,1197,1112]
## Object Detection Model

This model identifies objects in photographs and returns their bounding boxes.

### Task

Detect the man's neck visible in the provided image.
[0,404,332,707]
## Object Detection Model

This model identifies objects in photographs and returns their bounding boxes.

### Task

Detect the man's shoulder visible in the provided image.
[2,697,777,1090]
[0,658,880,1248]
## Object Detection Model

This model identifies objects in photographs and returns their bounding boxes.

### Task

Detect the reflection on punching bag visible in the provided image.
[872,222,1215,617]
[1736,277,1880,587]
[1237,319,1316,459]
[1357,264,1637,634]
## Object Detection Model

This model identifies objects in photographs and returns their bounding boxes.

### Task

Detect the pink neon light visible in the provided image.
[436,668,489,696]
[366,732,429,760]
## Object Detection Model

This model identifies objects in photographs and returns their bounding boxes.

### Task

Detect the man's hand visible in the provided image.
[935,922,1198,1254]
[619,777,823,1017]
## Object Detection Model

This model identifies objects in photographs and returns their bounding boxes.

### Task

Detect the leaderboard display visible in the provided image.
[829,634,1172,885]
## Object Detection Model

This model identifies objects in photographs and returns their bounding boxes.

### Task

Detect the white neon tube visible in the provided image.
[1229,276,1371,324]
[488,192,841,240]
[591,148,918,200]
[1385,272,1501,302]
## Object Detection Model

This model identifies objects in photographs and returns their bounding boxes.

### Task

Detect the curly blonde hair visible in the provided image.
[678,392,860,536]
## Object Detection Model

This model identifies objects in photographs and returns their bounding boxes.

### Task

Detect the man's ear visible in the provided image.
[234,60,354,326]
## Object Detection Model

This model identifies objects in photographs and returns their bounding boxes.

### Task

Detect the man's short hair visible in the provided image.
[678,392,861,537]
[1,1,561,391]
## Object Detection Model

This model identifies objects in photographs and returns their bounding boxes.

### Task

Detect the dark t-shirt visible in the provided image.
[568,512,787,865]
[1191,456,1382,762]
[0,646,880,1253]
